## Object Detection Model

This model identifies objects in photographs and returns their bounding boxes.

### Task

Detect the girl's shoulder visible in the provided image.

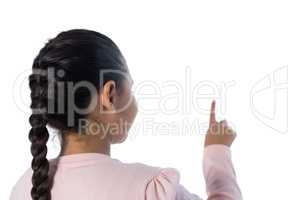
[9,167,32,200]
[112,160,181,199]
[117,160,180,183]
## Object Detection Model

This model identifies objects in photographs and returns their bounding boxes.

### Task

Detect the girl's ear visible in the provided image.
[100,80,117,111]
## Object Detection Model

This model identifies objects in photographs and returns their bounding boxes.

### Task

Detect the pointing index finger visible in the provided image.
[209,100,216,125]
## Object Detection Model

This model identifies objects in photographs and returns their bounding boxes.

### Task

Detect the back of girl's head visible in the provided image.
[28,29,128,200]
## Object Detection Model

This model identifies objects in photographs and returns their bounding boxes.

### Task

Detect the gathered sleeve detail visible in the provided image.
[144,168,202,200]
[145,168,180,200]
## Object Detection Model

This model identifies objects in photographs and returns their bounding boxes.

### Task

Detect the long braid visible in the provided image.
[28,53,51,200]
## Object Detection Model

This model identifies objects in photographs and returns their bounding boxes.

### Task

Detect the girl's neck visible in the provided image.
[59,131,111,156]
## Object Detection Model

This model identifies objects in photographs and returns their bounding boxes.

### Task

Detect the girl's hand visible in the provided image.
[205,100,236,147]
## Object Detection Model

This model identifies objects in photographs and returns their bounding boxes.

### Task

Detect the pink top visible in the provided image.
[9,144,242,200]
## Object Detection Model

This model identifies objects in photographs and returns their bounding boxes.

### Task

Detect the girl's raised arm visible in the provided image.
[203,100,242,200]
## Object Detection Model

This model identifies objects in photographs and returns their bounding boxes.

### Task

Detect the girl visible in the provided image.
[10,29,242,200]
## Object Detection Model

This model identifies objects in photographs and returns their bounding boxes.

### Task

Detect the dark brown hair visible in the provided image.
[28,29,128,199]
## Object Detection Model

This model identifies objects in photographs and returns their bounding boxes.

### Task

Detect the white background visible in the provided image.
[0,0,299,199]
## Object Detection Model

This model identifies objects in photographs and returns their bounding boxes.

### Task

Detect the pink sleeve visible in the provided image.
[145,168,202,200]
[203,144,242,200]
[144,145,242,200]
[145,168,179,200]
